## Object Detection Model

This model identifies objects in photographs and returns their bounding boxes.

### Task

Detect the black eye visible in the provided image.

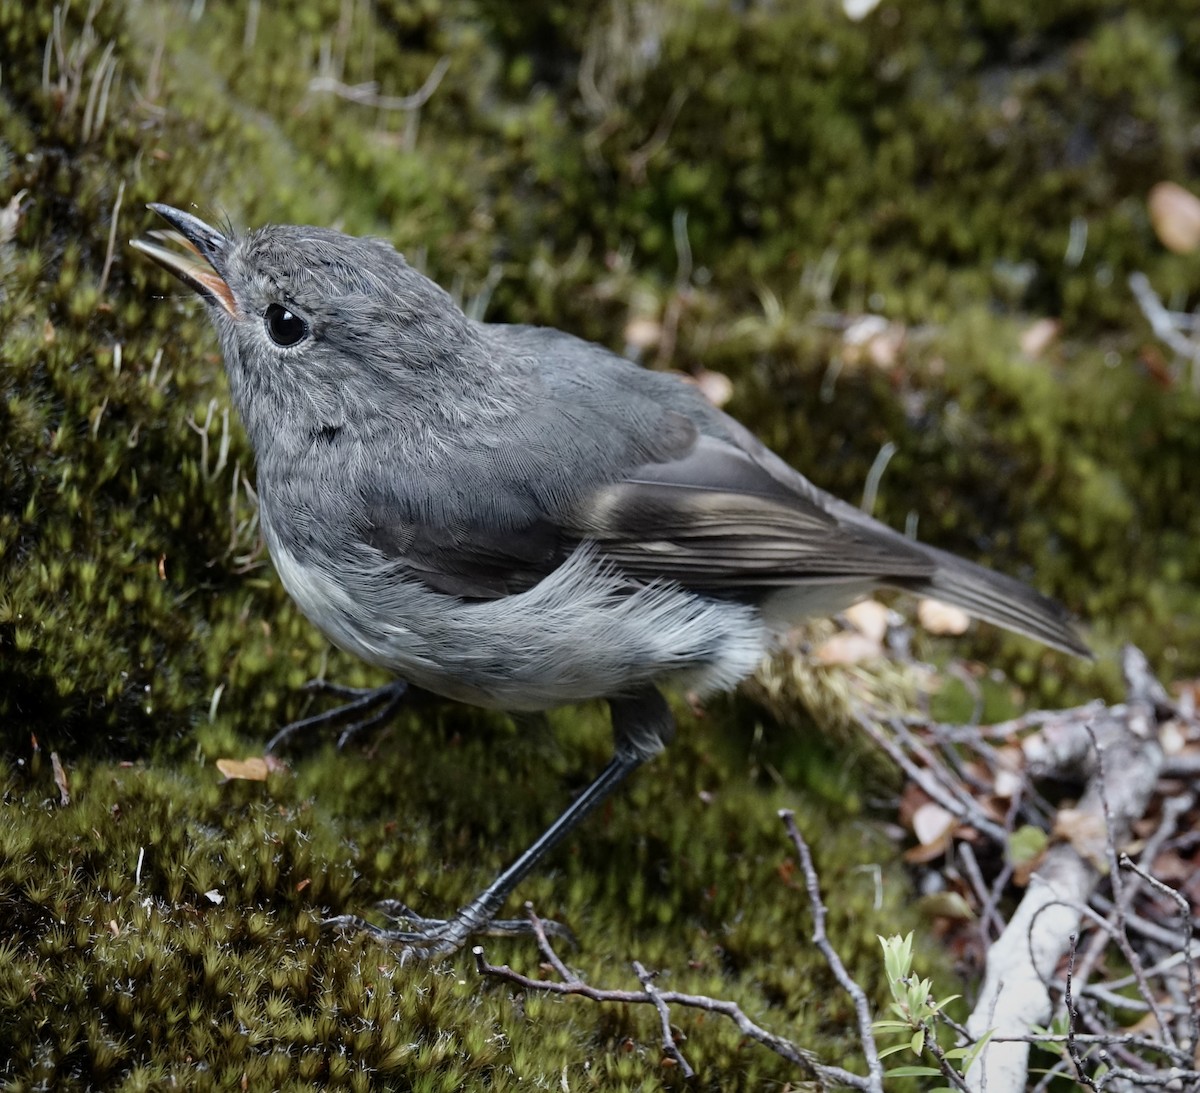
[264,303,309,347]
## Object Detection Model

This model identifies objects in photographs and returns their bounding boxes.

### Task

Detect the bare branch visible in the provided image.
[855,711,1008,842]
[1065,936,1101,1090]
[474,941,878,1088]
[1129,271,1200,384]
[633,961,694,1078]
[1119,853,1200,1058]
[780,809,886,1092]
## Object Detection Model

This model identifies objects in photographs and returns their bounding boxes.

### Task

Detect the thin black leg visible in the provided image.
[325,685,676,958]
[324,752,642,956]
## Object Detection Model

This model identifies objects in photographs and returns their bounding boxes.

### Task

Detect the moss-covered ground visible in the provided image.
[1,0,1198,1087]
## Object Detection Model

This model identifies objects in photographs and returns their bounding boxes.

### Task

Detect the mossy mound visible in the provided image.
[2,697,899,1090]
[2,0,1198,1087]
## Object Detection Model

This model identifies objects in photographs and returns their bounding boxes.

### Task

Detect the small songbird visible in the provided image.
[133,204,1087,956]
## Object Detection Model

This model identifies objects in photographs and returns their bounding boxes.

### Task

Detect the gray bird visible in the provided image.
[133,204,1088,956]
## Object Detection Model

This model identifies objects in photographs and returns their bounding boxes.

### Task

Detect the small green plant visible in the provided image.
[873,932,993,1090]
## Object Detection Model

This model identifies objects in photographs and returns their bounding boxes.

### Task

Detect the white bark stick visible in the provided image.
[964,648,1165,1093]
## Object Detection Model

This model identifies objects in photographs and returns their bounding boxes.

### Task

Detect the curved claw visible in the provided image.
[321,911,472,961]
[320,901,576,960]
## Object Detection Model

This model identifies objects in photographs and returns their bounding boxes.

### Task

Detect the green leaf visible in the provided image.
[1008,824,1049,865]
[960,1028,996,1071]
[906,981,930,1015]
[916,890,976,920]
[880,932,915,983]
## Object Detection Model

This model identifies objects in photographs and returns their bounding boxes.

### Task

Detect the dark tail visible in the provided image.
[900,545,1091,658]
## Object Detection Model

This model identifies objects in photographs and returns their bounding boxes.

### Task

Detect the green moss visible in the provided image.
[1,699,904,1089]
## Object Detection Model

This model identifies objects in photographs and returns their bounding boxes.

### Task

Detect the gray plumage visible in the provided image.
[133,205,1087,954]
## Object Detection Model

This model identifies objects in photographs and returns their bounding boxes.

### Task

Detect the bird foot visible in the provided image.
[322,900,575,960]
[264,679,408,754]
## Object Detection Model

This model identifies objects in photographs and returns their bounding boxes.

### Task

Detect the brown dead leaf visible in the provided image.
[992,767,1024,801]
[1019,318,1060,359]
[51,751,71,807]
[991,745,1025,799]
[898,781,932,829]
[1149,181,1200,254]
[917,598,971,636]
[1138,344,1176,389]
[843,599,889,644]
[903,832,954,864]
[901,791,956,863]
[1052,807,1110,870]
[0,190,23,246]
[1148,850,1194,885]
[812,630,882,666]
[216,756,279,782]
[1124,1010,1169,1039]
[912,801,956,847]
[918,891,976,921]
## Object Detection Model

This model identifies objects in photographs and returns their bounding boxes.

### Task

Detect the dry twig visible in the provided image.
[474,829,891,1092]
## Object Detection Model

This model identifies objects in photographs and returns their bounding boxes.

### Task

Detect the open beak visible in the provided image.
[130,204,238,317]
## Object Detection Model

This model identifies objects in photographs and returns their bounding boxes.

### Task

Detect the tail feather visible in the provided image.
[900,546,1090,659]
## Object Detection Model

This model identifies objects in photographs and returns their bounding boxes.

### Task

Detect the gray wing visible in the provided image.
[357,423,935,600]
[565,434,936,589]
[357,499,567,599]
[569,426,1087,656]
